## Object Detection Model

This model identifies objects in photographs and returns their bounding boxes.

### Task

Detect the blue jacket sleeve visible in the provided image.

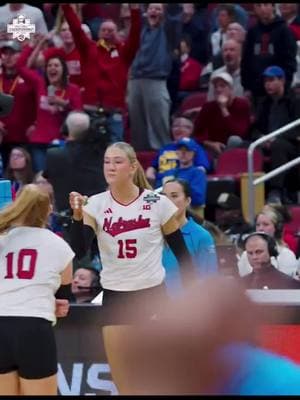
[195,230,218,275]
[189,169,207,206]
[194,144,211,172]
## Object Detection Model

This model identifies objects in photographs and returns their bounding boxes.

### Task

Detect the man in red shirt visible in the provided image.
[193,71,251,161]
[61,3,141,143]
[0,40,37,170]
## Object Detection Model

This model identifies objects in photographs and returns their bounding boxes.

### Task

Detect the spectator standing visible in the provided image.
[118,3,131,40]
[182,3,210,65]
[0,40,36,170]
[279,3,300,40]
[175,36,203,108]
[128,3,183,150]
[207,39,244,100]
[16,40,83,172]
[81,3,121,40]
[226,22,246,44]
[278,4,300,89]
[199,22,246,91]
[54,20,91,90]
[210,3,249,32]
[61,3,142,143]
[241,3,297,104]
[210,4,236,70]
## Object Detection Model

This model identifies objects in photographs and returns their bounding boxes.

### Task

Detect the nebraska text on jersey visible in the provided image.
[103,215,151,237]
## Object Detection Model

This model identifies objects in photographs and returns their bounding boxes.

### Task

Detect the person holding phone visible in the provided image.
[15,38,82,172]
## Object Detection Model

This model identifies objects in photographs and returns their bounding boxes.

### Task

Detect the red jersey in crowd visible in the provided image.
[16,45,82,144]
[44,46,83,90]
[62,4,141,109]
[179,56,203,91]
[63,48,82,89]
[81,4,121,23]
[0,73,36,143]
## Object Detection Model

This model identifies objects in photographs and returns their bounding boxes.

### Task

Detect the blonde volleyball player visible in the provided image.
[69,142,195,323]
[0,184,74,395]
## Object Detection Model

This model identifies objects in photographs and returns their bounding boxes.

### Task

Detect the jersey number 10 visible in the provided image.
[5,249,37,279]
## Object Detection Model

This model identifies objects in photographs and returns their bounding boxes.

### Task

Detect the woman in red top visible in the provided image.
[16,41,83,173]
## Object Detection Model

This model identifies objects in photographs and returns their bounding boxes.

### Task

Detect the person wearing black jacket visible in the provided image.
[250,66,300,204]
[241,3,297,104]
[43,111,106,213]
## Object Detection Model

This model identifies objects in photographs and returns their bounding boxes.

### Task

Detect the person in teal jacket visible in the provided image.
[162,178,218,295]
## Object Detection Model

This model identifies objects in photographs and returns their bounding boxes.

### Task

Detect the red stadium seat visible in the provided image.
[285,206,300,237]
[210,148,264,178]
[136,151,157,171]
[206,148,265,217]
[179,91,208,121]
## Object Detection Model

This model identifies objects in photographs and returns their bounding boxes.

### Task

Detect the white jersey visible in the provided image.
[83,189,178,291]
[0,227,74,322]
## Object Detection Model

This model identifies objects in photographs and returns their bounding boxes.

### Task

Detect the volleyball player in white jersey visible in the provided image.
[69,142,195,323]
[0,184,74,395]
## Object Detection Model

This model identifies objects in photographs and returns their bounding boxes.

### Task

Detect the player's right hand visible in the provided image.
[69,191,87,220]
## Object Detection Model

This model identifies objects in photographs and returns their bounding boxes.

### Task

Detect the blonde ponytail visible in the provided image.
[133,160,153,190]
[0,184,50,233]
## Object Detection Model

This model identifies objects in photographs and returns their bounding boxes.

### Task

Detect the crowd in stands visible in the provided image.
[1,3,300,301]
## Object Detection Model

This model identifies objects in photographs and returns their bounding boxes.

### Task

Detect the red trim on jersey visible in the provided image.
[110,188,144,206]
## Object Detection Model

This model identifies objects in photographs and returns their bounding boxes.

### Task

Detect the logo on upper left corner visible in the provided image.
[7,15,35,41]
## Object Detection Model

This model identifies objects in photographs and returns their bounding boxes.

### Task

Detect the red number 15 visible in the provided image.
[117,239,137,259]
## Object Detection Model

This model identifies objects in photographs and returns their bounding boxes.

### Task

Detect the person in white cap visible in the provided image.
[193,70,251,160]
